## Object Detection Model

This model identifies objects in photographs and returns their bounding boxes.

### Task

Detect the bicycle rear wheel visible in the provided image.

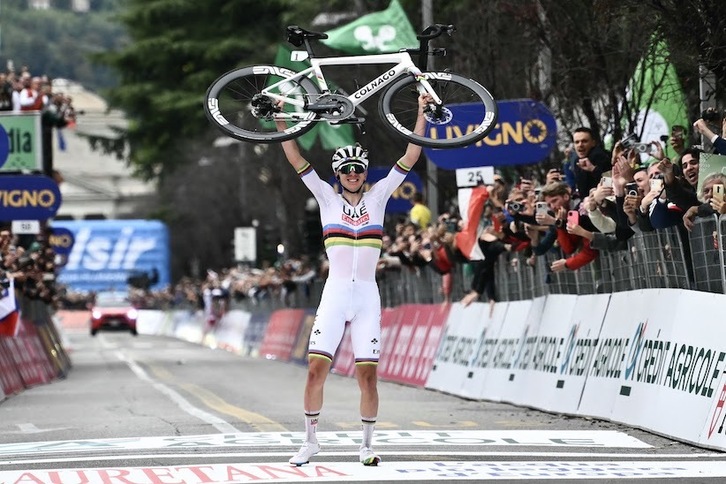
[204,65,321,143]
[380,72,498,148]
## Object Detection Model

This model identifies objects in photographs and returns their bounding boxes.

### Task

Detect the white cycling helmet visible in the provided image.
[331,144,368,173]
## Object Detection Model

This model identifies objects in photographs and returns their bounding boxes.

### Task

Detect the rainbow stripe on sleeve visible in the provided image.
[395,159,411,175]
[297,162,313,177]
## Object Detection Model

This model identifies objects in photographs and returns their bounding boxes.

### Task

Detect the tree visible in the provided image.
[94,0,289,180]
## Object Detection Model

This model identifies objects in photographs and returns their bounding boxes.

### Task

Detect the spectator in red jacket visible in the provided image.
[541,181,599,272]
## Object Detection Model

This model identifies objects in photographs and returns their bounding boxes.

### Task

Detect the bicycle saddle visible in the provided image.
[286,25,328,47]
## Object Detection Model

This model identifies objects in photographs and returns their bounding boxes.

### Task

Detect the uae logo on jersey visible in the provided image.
[342,203,370,226]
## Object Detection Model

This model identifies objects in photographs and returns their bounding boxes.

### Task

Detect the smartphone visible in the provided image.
[625,182,639,197]
[567,210,580,227]
[601,176,613,188]
[714,184,724,202]
[650,176,664,192]
[536,201,549,216]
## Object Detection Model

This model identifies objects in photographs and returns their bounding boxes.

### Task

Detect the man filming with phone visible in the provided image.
[538,181,599,273]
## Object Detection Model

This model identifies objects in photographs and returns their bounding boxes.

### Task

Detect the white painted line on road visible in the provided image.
[0,451,721,467]
[4,460,726,482]
[114,351,239,434]
[0,430,651,457]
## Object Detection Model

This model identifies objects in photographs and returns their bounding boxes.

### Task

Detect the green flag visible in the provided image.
[626,36,689,148]
[273,44,355,151]
[322,0,417,54]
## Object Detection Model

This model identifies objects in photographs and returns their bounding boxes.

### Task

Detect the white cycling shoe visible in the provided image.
[359,446,381,466]
[289,441,321,466]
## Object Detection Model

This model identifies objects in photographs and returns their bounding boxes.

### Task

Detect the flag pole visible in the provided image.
[422,0,438,219]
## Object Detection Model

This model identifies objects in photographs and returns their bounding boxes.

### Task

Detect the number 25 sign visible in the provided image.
[455,166,495,188]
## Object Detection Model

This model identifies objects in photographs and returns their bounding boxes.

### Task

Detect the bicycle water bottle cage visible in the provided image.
[286,25,328,47]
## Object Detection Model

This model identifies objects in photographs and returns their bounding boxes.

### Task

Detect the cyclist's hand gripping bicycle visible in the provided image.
[204,24,498,149]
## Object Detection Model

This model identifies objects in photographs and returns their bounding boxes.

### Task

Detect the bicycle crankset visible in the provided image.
[306,94,356,121]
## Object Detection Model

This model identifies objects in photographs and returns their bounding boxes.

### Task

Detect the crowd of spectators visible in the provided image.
[45,109,726,319]
[4,63,726,319]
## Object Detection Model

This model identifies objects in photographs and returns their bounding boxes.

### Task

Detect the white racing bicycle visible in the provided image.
[204,24,498,148]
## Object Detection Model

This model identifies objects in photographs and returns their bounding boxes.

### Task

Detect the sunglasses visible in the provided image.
[338,164,366,175]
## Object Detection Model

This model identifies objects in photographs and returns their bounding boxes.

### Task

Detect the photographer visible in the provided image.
[42,90,78,176]
[693,108,726,155]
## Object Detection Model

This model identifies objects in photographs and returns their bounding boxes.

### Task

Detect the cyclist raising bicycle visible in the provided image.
[276,93,431,467]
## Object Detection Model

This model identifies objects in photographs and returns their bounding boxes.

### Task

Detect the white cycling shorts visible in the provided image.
[308,278,381,364]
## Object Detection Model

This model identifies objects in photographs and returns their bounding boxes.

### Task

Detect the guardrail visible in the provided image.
[230,216,724,313]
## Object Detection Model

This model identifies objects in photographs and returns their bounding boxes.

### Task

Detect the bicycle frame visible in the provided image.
[260,51,442,120]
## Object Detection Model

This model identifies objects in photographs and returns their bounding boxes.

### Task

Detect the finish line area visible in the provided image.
[2,430,726,483]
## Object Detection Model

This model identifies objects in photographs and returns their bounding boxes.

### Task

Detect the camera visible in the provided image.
[702,108,723,124]
[625,181,639,197]
[507,201,524,213]
[620,133,654,155]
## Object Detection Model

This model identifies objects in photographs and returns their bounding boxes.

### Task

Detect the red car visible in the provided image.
[90,291,138,336]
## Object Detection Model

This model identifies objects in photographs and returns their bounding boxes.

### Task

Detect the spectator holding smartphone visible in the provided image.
[540,181,599,272]
[683,173,726,231]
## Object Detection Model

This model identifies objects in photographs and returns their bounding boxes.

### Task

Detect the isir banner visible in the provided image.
[423,99,557,169]
[0,175,61,221]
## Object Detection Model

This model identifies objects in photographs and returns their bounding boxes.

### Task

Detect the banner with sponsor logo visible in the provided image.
[52,220,170,292]
[422,99,557,170]
[476,298,540,404]
[0,175,61,221]
[0,112,42,172]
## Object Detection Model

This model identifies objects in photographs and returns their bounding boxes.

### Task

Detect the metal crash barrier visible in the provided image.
[229,216,726,312]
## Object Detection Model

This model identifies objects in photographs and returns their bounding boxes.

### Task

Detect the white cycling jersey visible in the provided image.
[296,159,411,363]
[297,160,411,282]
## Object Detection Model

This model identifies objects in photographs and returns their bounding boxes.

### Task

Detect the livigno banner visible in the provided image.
[0,112,43,172]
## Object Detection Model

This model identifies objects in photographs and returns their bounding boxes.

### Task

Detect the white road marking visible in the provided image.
[0,451,720,467]
[0,430,652,457]
[114,351,239,434]
[4,460,726,482]
[4,424,70,435]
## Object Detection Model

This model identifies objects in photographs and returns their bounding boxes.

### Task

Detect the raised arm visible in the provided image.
[275,119,309,171]
[398,94,432,169]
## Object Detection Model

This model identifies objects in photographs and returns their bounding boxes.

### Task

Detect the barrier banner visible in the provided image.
[0,337,24,396]
[35,323,70,379]
[578,290,664,423]
[379,304,449,386]
[243,312,271,357]
[459,301,510,400]
[210,310,252,355]
[518,294,609,414]
[3,318,51,387]
[602,289,724,446]
[395,304,450,387]
[289,310,316,366]
[376,308,406,379]
[424,302,487,395]
[258,309,306,361]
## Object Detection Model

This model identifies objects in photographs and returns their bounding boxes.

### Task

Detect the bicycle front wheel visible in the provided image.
[380,72,498,149]
[204,65,321,143]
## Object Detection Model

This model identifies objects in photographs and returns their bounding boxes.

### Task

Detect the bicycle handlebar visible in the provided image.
[416,24,456,41]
